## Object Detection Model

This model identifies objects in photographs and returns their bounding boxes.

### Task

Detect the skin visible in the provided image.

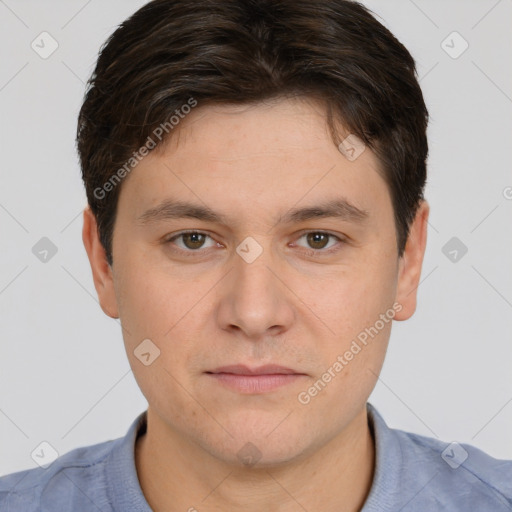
[83,96,429,512]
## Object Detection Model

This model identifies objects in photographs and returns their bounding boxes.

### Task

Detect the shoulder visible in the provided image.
[0,438,117,512]
[367,403,512,511]
[401,428,512,503]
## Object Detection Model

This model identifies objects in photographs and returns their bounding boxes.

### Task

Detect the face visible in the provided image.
[84,96,428,466]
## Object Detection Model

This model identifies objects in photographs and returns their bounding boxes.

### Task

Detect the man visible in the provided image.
[1,0,511,510]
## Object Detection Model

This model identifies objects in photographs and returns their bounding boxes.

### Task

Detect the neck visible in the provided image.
[135,405,375,512]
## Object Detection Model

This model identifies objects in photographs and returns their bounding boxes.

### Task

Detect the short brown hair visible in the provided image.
[77,0,428,266]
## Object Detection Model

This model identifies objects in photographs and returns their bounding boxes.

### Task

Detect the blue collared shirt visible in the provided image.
[1,403,511,511]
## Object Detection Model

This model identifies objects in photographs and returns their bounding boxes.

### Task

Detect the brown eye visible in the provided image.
[181,232,207,250]
[306,232,330,250]
[166,231,217,252]
[294,231,344,255]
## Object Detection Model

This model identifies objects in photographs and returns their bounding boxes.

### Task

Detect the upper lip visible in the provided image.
[207,364,302,375]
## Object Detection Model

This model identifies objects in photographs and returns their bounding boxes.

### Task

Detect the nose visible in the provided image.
[215,244,295,341]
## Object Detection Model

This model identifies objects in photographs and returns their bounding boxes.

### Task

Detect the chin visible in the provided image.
[215,422,309,468]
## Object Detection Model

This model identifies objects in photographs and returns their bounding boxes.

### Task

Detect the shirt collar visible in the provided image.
[106,403,402,511]
[106,410,152,512]
[361,402,404,511]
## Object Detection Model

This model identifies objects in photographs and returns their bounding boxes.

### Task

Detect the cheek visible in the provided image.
[116,267,203,417]
[300,281,393,414]
[113,251,201,339]
[113,257,217,390]
[113,270,164,342]
[292,253,397,398]
[302,257,397,336]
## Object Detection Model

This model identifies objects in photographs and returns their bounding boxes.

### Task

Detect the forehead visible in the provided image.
[117,97,391,227]
[159,97,347,157]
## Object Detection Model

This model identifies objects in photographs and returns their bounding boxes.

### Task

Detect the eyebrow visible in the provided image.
[136,198,369,226]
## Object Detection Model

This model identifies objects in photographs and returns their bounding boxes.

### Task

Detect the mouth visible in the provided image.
[207,364,302,375]
[205,364,307,393]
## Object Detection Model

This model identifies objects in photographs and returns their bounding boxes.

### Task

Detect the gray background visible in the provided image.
[0,0,511,475]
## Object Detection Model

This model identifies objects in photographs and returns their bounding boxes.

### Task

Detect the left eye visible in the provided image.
[294,232,341,251]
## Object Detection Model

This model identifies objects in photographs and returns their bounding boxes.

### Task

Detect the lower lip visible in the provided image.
[207,373,304,393]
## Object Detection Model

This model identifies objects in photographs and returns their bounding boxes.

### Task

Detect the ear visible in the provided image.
[394,200,429,321]
[82,205,119,319]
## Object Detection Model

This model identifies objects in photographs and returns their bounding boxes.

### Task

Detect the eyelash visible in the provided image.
[164,230,345,257]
